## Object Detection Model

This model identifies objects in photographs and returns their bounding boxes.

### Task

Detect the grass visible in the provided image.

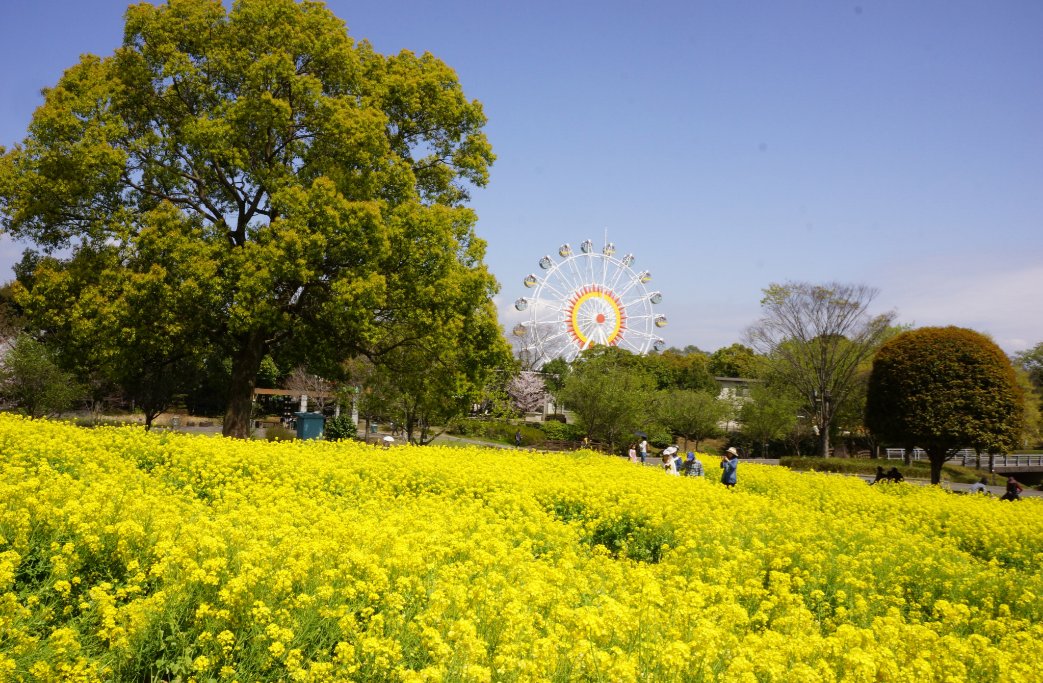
[778,456,995,484]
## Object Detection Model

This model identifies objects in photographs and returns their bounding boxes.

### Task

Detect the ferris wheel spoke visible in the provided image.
[553,264,580,292]
[561,261,586,295]
[538,278,572,302]
[619,294,652,309]
[614,278,642,300]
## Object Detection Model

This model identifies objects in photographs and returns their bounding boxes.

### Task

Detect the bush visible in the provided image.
[540,420,583,441]
[324,415,357,442]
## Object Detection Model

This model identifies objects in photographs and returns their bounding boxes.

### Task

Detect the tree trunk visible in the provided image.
[927,449,945,485]
[222,331,266,439]
[144,410,159,431]
[817,429,830,458]
[904,445,913,467]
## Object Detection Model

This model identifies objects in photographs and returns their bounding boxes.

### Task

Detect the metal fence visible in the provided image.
[884,449,1043,468]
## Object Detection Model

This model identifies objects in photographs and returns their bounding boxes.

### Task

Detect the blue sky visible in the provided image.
[1,0,1040,352]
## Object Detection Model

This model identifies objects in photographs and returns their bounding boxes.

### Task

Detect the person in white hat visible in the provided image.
[721,447,739,487]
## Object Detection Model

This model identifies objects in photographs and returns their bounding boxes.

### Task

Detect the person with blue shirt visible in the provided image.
[721,447,739,488]
[683,452,704,477]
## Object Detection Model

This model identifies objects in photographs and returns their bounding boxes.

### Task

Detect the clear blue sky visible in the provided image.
[1,1,1040,352]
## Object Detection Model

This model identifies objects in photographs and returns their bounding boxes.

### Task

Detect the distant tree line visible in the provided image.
[522,281,1034,485]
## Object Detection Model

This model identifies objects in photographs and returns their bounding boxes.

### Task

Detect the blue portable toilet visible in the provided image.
[294,412,325,440]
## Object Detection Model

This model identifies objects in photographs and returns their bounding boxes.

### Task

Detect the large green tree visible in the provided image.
[0,0,497,438]
[865,327,1024,484]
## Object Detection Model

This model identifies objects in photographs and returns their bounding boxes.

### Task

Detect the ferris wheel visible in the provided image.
[512,239,666,367]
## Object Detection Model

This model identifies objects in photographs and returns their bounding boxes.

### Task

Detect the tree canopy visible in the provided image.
[708,343,760,379]
[0,0,501,437]
[865,326,1024,484]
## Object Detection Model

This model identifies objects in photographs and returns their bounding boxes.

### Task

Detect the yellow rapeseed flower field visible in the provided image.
[1,415,1042,682]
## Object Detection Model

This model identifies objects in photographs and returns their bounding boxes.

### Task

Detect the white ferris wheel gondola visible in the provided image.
[514,238,665,367]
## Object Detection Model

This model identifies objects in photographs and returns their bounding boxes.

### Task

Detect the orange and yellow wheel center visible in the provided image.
[565,287,626,347]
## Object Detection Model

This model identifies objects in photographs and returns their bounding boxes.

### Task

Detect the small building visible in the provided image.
[715,377,764,432]
[715,377,764,400]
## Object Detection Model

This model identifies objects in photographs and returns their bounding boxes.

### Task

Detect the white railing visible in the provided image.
[884,449,1043,468]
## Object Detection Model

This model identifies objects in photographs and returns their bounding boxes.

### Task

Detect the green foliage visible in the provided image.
[324,416,357,442]
[738,384,799,458]
[256,356,283,390]
[1014,342,1043,390]
[0,333,82,418]
[0,0,499,439]
[646,427,675,450]
[866,326,1024,484]
[558,347,654,452]
[708,343,760,378]
[1013,368,1042,449]
[539,420,584,442]
[643,349,718,393]
[540,357,571,394]
[656,389,732,451]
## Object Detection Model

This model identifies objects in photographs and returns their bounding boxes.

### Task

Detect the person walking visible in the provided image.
[1001,477,1023,501]
[721,447,739,488]
[969,477,988,494]
[628,444,638,463]
[639,438,648,464]
[683,452,704,478]
[515,430,522,449]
